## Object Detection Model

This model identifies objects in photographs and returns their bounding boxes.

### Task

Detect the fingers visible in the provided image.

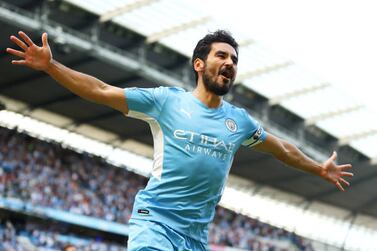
[6,48,25,58]
[42,32,49,48]
[10,35,28,51]
[335,177,351,192]
[11,60,27,65]
[335,181,345,192]
[339,177,350,187]
[18,31,35,47]
[340,164,352,170]
[341,171,354,177]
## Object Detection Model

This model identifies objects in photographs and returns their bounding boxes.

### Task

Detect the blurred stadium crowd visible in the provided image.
[0,219,126,251]
[0,126,313,250]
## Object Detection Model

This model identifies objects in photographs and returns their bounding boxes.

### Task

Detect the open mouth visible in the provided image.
[219,68,234,80]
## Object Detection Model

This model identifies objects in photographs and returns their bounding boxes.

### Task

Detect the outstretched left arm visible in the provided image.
[254,133,353,191]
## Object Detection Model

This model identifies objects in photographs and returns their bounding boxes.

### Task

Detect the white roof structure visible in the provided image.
[62,0,377,163]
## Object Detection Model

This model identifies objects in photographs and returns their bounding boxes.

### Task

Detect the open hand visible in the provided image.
[320,151,353,191]
[6,31,52,71]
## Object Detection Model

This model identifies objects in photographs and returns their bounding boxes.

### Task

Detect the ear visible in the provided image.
[194,58,205,73]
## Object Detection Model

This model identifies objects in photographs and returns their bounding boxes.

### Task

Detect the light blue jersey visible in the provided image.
[125,86,266,244]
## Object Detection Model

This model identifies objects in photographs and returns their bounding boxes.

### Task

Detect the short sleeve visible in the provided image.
[242,115,267,148]
[125,87,169,119]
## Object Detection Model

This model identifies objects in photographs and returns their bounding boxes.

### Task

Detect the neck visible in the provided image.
[192,80,223,108]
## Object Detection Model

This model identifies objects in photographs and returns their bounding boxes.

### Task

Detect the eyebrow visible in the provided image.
[215,50,238,64]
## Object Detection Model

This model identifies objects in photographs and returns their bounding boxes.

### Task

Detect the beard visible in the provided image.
[202,69,234,96]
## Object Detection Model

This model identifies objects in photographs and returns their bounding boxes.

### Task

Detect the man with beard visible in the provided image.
[7,30,353,251]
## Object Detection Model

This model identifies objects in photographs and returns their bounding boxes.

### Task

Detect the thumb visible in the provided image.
[330,151,337,161]
[42,32,49,47]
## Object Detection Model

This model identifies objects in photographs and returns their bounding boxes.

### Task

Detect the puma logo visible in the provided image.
[180,108,192,118]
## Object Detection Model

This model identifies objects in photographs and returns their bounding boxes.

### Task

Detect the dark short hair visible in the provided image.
[191,30,239,82]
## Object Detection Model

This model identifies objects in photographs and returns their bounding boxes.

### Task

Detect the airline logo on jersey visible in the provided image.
[225,118,237,132]
[173,129,235,161]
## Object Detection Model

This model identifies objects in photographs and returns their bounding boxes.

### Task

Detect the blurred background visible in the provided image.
[1,0,377,250]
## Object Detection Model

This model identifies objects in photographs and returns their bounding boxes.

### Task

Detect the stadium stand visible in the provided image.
[0,126,314,250]
[0,219,126,250]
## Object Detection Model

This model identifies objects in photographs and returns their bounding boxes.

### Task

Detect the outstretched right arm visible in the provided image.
[6,31,128,114]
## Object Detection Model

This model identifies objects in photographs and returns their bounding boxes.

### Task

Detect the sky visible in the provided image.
[192,0,377,114]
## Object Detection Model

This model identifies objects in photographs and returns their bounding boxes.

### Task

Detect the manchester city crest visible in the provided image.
[225,118,237,132]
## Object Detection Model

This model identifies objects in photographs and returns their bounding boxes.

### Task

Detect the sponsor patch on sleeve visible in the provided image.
[242,125,264,148]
